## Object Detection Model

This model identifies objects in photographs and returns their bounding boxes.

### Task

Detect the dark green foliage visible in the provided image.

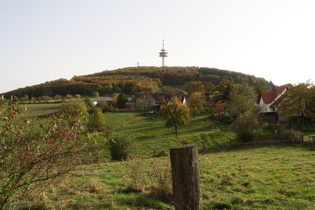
[115,93,128,109]
[277,82,315,129]
[225,83,259,121]
[108,134,135,161]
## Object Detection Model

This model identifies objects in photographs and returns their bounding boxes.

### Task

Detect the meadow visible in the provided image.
[17,104,315,209]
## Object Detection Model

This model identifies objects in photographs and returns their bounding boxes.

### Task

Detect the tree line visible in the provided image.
[2,66,273,99]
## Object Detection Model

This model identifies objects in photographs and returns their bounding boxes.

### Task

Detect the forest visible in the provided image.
[1,66,274,99]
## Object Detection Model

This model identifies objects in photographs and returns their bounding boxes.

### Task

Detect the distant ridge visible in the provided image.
[1,66,274,98]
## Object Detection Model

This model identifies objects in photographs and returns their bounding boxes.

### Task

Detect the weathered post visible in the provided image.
[170,144,202,210]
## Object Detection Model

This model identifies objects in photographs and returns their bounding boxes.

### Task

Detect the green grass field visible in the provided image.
[17,106,315,209]
[19,103,61,117]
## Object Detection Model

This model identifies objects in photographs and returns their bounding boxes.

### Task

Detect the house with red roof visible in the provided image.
[126,91,187,110]
[258,84,292,121]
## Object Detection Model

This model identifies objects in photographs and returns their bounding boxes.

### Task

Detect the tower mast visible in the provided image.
[159,39,168,67]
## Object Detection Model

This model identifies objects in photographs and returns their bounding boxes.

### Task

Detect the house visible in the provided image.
[95,97,114,106]
[126,91,188,110]
[258,84,292,122]
[152,92,187,109]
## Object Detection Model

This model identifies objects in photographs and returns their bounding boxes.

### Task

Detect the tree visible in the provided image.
[277,82,315,129]
[232,111,261,143]
[211,100,225,120]
[87,108,105,131]
[203,81,215,95]
[188,92,205,118]
[54,94,62,100]
[215,79,236,102]
[92,91,100,98]
[185,81,204,95]
[225,83,259,121]
[161,97,191,135]
[114,93,128,109]
[0,102,90,209]
[66,94,73,99]
[74,94,81,99]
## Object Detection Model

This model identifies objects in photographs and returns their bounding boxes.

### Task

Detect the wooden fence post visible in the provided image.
[170,144,202,210]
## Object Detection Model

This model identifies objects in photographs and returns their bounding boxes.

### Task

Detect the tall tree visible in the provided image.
[188,92,205,118]
[277,82,315,128]
[225,83,259,121]
[215,79,237,102]
[184,81,204,95]
[161,97,191,135]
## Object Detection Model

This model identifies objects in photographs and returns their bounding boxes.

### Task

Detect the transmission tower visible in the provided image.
[159,39,168,67]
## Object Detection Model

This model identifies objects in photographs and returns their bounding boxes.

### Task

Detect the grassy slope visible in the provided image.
[19,103,61,117]
[20,111,315,209]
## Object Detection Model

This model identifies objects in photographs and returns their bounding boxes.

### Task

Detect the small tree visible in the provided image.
[231,111,260,143]
[54,94,62,100]
[114,93,128,109]
[66,94,73,99]
[161,97,191,135]
[74,94,81,99]
[87,108,105,131]
[92,91,100,98]
[225,83,259,121]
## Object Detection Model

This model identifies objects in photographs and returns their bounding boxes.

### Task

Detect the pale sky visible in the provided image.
[1,0,314,94]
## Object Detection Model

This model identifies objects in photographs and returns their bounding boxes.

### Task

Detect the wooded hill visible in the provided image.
[2,66,274,98]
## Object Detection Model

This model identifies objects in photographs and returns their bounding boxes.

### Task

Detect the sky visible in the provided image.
[1,0,315,94]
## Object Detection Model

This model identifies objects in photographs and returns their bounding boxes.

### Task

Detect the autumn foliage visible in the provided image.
[2,67,273,99]
[0,103,91,209]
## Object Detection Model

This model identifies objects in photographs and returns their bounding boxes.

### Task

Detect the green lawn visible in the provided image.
[25,145,315,210]
[16,108,315,209]
[19,103,61,117]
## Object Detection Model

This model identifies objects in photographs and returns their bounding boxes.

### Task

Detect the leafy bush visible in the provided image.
[108,133,135,161]
[0,102,90,209]
[59,99,89,127]
[232,112,260,143]
[87,108,105,131]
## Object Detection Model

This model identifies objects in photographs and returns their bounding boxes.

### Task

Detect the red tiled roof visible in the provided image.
[261,92,277,104]
[261,84,291,104]
[275,84,291,93]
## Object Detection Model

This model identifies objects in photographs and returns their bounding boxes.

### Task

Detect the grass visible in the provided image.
[13,105,315,209]
[19,103,61,117]
[22,145,315,209]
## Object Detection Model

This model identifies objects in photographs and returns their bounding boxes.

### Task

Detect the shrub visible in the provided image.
[87,108,105,131]
[232,111,260,143]
[59,99,89,127]
[108,133,135,161]
[0,102,90,209]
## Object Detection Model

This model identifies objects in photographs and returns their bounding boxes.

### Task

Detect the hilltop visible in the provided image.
[2,66,274,98]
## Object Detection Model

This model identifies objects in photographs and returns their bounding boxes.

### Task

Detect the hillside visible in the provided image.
[1,66,274,98]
